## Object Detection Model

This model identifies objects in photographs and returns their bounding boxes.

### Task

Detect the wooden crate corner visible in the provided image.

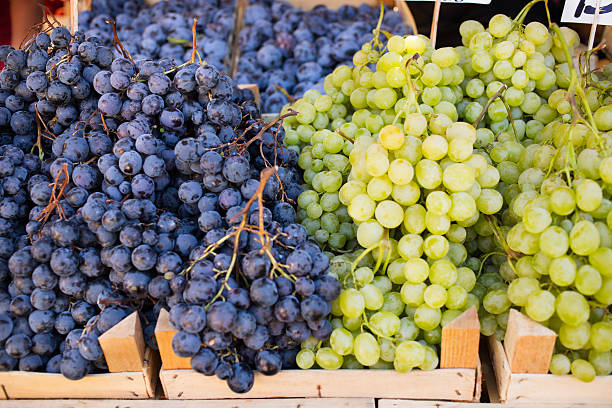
[487,309,612,404]
[0,311,159,399]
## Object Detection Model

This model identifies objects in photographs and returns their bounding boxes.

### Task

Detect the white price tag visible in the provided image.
[406,0,491,3]
[561,0,612,25]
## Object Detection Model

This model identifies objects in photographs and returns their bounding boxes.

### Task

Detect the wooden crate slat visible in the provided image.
[155,308,191,370]
[0,312,158,399]
[0,398,375,408]
[379,401,612,408]
[99,311,145,373]
[488,335,612,404]
[505,372,612,404]
[160,367,477,400]
[440,306,480,369]
[0,370,152,399]
[503,309,556,374]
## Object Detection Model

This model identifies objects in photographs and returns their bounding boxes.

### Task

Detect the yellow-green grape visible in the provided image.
[297,349,316,369]
[388,159,414,185]
[353,332,380,366]
[316,347,343,370]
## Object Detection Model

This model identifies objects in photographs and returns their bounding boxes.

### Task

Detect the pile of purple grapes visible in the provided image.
[0,5,340,392]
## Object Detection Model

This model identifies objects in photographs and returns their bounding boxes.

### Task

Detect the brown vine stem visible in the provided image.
[472,85,507,129]
[36,163,70,227]
[105,20,134,63]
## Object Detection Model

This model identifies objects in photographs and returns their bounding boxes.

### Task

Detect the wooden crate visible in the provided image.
[0,312,159,399]
[0,397,376,408]
[156,306,482,401]
[487,309,612,404]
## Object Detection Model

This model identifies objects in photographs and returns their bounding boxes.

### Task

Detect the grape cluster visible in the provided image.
[287,3,612,381]
[451,14,612,382]
[0,13,343,390]
[234,1,411,113]
[79,0,235,69]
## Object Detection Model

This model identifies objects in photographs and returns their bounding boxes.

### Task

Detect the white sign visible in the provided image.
[562,0,612,25]
[406,0,491,3]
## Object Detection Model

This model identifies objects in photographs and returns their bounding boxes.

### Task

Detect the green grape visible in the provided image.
[483,290,511,314]
[316,347,343,370]
[400,282,426,307]
[426,191,452,215]
[339,288,365,318]
[456,267,477,292]
[550,186,576,215]
[414,305,442,331]
[403,257,429,283]
[367,176,393,201]
[370,311,401,337]
[330,328,354,356]
[423,326,442,345]
[549,256,576,287]
[525,290,555,321]
[297,349,316,369]
[423,235,450,260]
[480,313,498,336]
[388,259,407,284]
[446,285,468,309]
[555,291,589,326]
[507,277,540,306]
[477,188,504,215]
[343,315,362,331]
[398,234,424,259]
[354,332,380,366]
[379,124,404,150]
[539,226,569,258]
[575,179,603,212]
[388,159,414,185]
[348,193,376,222]
[382,292,405,315]
[560,321,592,350]
[443,163,475,192]
[570,359,596,382]
[549,354,571,375]
[403,204,426,234]
[424,284,447,308]
[360,283,384,310]
[589,248,612,278]
[590,321,612,352]
[422,134,448,160]
[392,181,421,206]
[575,265,603,296]
[589,350,612,375]
[523,205,552,233]
[375,200,403,228]
[415,159,443,189]
[397,317,420,342]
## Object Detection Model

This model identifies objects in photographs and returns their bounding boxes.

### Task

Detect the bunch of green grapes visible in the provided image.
[282,70,359,251]
[450,10,612,382]
[292,31,508,372]
[282,36,412,251]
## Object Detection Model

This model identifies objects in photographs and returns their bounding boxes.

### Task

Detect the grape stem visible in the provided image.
[472,85,507,129]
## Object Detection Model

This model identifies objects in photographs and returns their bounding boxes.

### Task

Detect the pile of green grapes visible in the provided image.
[283,2,612,382]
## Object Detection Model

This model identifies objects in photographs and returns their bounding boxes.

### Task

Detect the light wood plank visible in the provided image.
[503,309,556,374]
[379,401,612,408]
[506,373,612,404]
[0,371,152,399]
[154,309,191,370]
[99,311,145,373]
[160,367,477,400]
[487,336,511,402]
[0,398,375,408]
[487,335,612,404]
[440,306,480,369]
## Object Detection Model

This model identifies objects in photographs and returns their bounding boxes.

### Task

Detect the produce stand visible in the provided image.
[0,313,159,399]
[486,310,612,404]
[156,307,481,401]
